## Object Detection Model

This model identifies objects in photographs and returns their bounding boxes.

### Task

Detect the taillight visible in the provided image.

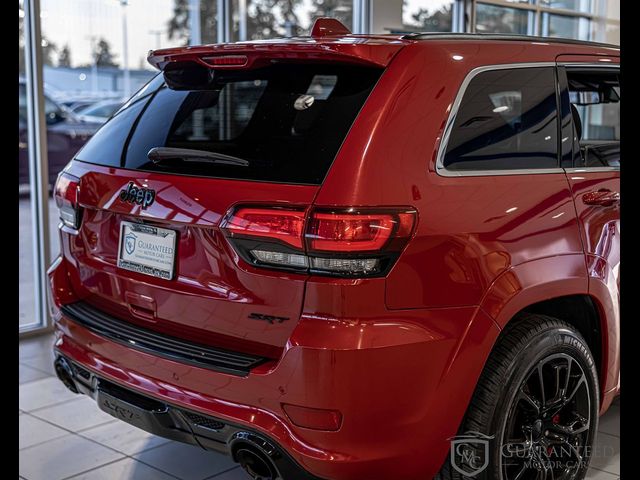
[54,172,82,229]
[220,206,417,278]
[222,207,306,249]
[307,211,415,252]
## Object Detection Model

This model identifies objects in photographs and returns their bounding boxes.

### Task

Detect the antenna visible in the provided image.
[310,18,351,38]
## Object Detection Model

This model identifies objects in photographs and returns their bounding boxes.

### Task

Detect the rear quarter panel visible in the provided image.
[316,41,617,415]
[316,41,605,309]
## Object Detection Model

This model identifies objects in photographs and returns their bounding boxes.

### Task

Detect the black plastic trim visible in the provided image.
[54,355,323,480]
[60,302,267,376]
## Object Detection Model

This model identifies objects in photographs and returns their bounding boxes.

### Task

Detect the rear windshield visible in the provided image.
[75,64,382,185]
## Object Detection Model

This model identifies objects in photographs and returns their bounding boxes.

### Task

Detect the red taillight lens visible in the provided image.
[221,205,417,277]
[201,55,249,67]
[221,207,306,249]
[54,172,82,229]
[307,212,413,252]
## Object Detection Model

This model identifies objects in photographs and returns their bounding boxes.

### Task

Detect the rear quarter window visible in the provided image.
[443,67,559,172]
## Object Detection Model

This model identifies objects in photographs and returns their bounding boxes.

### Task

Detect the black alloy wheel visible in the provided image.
[435,314,599,480]
[501,353,593,480]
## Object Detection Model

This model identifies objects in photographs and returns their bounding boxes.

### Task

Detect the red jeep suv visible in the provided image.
[48,18,620,480]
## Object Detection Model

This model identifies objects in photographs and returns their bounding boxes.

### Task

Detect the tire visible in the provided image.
[435,314,599,480]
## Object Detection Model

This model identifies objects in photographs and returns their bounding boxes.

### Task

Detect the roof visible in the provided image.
[147,18,619,71]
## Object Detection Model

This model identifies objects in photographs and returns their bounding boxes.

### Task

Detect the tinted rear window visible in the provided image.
[443,67,559,171]
[76,64,382,185]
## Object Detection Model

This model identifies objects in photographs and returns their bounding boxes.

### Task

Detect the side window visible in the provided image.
[443,67,559,171]
[566,69,620,168]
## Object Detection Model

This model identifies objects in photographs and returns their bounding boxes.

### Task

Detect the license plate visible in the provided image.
[117,221,177,280]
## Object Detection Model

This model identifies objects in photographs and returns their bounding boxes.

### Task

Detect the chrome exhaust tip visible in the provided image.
[231,432,281,480]
[54,356,79,394]
[235,446,279,480]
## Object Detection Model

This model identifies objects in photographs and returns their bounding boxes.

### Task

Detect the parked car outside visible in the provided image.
[48,19,619,480]
[75,99,125,124]
[19,79,101,189]
[65,100,97,113]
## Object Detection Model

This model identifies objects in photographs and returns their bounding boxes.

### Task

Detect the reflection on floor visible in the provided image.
[20,333,621,480]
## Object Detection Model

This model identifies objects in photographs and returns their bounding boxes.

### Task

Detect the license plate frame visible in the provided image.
[117,221,177,280]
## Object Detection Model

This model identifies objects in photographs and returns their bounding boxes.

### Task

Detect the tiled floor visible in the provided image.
[20,333,621,480]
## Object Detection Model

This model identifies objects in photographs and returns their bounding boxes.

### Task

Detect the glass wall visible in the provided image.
[592,0,619,44]
[540,0,591,13]
[541,11,590,39]
[231,0,353,41]
[19,0,191,334]
[471,0,619,41]
[19,0,37,331]
[397,0,618,41]
[475,3,533,34]
[402,0,455,32]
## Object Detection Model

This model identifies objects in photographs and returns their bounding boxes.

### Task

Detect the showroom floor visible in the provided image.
[20,333,620,480]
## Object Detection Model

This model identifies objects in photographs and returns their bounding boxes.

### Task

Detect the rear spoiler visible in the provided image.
[147,18,407,71]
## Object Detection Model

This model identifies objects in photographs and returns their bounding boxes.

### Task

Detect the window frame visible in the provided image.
[435,62,565,177]
[559,63,620,172]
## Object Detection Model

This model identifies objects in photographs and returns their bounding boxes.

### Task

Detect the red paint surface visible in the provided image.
[49,37,619,479]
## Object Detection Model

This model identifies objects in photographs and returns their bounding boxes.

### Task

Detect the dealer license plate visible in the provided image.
[117,221,177,280]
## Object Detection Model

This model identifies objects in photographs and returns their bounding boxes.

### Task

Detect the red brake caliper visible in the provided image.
[548,414,561,455]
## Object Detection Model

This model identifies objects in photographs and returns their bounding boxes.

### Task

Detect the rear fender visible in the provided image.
[480,254,589,329]
[478,254,618,410]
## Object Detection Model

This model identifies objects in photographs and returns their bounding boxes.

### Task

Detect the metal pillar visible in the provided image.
[190,0,202,45]
[238,0,247,41]
[23,0,52,334]
[353,0,371,34]
[120,0,131,97]
[217,0,231,43]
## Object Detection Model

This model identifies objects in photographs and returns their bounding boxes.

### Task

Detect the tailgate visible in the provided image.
[57,49,388,359]
[67,161,314,358]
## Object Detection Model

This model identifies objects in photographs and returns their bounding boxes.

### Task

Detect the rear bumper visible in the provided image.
[53,354,320,479]
[50,256,502,480]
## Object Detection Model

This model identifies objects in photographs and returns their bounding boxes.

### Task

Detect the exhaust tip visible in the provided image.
[54,356,79,394]
[235,446,279,480]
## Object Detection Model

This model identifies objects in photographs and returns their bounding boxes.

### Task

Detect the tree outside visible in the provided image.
[168,0,218,44]
[308,0,353,29]
[58,45,72,67]
[403,0,453,33]
[92,38,119,68]
[167,0,353,44]
[19,3,63,72]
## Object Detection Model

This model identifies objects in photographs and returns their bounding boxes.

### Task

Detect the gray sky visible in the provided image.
[41,0,184,70]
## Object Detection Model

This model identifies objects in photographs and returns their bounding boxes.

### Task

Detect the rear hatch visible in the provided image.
[58,37,403,360]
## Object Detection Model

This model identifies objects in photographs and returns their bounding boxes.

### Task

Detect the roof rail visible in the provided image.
[402,32,618,49]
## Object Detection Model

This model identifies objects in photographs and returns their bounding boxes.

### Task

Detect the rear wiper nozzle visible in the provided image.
[147,147,249,167]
